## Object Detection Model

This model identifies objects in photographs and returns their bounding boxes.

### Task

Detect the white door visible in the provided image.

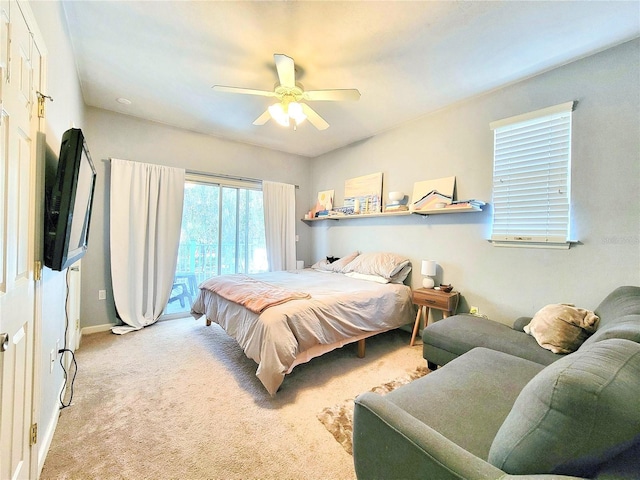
[0,1,43,478]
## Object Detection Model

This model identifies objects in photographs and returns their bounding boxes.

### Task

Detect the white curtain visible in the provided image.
[109,159,185,334]
[263,181,296,271]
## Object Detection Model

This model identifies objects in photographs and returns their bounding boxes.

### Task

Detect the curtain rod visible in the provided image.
[102,160,299,189]
[187,169,299,189]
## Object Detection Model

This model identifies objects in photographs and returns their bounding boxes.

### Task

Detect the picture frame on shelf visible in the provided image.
[344,172,383,214]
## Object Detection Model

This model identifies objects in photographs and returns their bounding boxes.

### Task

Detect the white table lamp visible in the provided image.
[421,260,436,289]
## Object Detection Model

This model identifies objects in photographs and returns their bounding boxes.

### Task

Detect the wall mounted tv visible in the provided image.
[44,128,97,271]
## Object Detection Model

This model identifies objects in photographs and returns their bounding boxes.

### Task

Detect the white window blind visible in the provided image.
[490,101,575,247]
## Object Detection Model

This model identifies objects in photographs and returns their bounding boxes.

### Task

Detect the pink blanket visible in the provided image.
[199,274,311,314]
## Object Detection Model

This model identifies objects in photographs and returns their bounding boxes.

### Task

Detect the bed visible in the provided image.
[190,252,414,395]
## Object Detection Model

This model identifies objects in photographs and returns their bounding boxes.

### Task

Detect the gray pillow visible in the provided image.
[488,338,640,475]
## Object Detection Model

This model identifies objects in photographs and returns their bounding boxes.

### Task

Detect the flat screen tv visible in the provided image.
[44,128,96,271]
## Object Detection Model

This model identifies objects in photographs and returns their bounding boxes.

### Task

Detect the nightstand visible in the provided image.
[410,288,460,346]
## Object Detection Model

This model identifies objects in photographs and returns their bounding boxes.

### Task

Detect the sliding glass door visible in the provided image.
[164,175,267,316]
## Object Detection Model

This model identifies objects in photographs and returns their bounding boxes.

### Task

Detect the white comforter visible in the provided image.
[190,269,414,395]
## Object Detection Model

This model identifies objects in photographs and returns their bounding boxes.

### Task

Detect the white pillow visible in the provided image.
[330,251,360,272]
[345,272,390,284]
[311,251,359,273]
[389,264,412,284]
[342,252,411,281]
[311,258,334,272]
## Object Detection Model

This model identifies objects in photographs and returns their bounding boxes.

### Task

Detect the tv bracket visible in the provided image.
[36,91,53,118]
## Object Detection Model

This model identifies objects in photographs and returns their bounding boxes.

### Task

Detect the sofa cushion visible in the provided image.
[581,314,640,348]
[594,286,640,328]
[523,304,599,354]
[423,314,561,367]
[386,347,544,460]
[488,338,640,476]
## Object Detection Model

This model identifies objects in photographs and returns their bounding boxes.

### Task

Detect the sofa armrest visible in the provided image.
[353,392,506,480]
[512,316,532,332]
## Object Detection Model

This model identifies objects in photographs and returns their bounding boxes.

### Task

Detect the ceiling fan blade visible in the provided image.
[301,103,329,131]
[303,89,361,102]
[213,85,276,97]
[253,109,271,126]
[274,54,296,88]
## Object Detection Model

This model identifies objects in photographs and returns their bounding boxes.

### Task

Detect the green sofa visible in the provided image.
[352,286,640,479]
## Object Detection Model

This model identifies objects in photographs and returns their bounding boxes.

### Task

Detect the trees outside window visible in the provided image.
[164,177,267,315]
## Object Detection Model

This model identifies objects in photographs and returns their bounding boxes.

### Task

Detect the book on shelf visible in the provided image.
[411,190,453,211]
[385,204,409,212]
[448,199,486,209]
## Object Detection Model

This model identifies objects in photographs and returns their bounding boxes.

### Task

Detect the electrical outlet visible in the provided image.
[470,306,479,315]
[50,349,56,373]
[98,289,106,300]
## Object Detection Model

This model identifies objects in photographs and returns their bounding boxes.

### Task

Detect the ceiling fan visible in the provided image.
[212,54,360,131]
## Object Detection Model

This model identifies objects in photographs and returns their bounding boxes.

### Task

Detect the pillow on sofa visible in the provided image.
[523,304,599,354]
[342,252,411,283]
[488,338,640,476]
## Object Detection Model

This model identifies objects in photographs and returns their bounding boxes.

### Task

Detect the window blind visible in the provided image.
[490,102,575,246]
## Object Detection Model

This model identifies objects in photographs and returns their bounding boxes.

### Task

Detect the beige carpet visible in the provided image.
[41,317,425,480]
[317,365,429,455]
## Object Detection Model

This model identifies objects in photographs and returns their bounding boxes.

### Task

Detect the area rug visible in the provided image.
[317,365,430,454]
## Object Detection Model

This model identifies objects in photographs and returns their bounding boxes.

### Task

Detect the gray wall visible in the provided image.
[80,109,312,329]
[31,0,87,468]
[308,39,640,325]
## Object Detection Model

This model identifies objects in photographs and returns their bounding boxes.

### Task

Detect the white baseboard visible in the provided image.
[79,323,116,347]
[81,323,116,335]
[37,382,65,476]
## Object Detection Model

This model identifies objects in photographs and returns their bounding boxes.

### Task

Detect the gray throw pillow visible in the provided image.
[488,338,640,475]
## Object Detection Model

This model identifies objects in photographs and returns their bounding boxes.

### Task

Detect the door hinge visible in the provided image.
[34,260,42,281]
[30,423,37,445]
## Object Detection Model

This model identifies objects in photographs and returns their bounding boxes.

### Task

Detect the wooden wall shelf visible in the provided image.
[302,205,483,222]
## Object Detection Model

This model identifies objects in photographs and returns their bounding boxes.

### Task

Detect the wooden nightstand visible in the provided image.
[410,288,460,346]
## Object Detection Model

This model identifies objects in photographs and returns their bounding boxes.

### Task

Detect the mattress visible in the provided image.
[190,269,414,395]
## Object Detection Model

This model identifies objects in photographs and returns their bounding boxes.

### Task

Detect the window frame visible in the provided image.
[489,101,576,249]
[182,172,267,276]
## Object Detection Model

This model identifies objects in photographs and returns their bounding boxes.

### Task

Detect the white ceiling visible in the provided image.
[62,1,640,158]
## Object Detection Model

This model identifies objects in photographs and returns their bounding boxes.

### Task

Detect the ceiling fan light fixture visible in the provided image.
[268,101,307,128]
[268,102,290,127]
[219,54,358,130]
[289,102,306,125]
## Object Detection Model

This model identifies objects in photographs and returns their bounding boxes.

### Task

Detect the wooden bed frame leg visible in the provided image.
[206,318,212,326]
[357,339,366,358]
